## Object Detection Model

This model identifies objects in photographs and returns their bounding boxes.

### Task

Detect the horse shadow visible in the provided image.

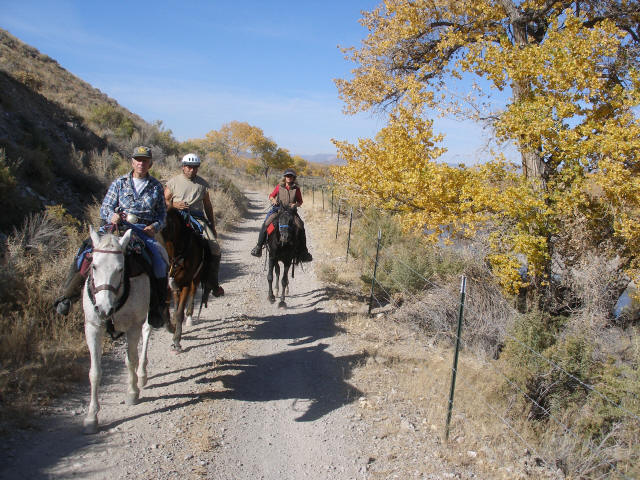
[244,309,345,346]
[198,343,367,422]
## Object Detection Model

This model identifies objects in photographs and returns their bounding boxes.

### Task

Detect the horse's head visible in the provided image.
[277,207,295,245]
[87,226,131,319]
[161,208,185,256]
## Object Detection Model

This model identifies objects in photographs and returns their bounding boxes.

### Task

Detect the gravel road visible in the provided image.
[0,191,368,480]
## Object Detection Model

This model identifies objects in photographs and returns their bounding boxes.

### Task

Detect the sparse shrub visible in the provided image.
[0,149,17,203]
[0,208,86,420]
[89,104,136,139]
[13,70,43,91]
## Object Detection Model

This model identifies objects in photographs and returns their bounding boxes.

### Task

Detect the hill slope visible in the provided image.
[0,28,170,230]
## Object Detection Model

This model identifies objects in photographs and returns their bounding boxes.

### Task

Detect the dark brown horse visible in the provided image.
[161,208,207,353]
[266,206,297,308]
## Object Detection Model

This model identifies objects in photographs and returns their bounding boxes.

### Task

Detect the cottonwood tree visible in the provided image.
[334,0,640,299]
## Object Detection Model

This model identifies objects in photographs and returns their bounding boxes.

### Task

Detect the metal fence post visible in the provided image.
[331,189,334,216]
[345,207,353,262]
[335,199,342,239]
[312,184,315,205]
[445,275,467,442]
[368,228,382,316]
[322,188,325,211]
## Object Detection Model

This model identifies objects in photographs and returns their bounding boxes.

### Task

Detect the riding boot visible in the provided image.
[250,227,267,257]
[148,276,169,328]
[206,253,224,297]
[297,228,313,262]
[54,261,86,315]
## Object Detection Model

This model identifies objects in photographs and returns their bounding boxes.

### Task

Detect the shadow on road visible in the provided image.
[199,343,366,422]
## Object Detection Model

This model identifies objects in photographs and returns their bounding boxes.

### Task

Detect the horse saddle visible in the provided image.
[76,231,151,279]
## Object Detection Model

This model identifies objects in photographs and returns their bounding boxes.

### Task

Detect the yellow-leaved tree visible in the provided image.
[334,0,640,301]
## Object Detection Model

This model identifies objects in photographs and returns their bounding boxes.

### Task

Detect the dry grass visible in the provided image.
[339,313,563,479]
[0,208,87,427]
[305,196,639,478]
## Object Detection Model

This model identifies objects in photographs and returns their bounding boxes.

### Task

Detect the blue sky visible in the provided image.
[1,0,515,163]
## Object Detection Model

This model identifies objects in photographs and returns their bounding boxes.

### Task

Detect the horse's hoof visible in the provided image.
[125,393,139,406]
[278,301,287,309]
[268,296,276,304]
[170,344,182,354]
[185,315,193,327]
[83,419,98,435]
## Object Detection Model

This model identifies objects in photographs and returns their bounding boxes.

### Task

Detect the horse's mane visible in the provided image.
[95,232,122,250]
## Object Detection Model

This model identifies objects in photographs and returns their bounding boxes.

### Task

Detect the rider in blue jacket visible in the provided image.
[54,146,169,328]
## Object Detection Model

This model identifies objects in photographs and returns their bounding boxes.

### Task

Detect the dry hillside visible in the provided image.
[0,28,174,230]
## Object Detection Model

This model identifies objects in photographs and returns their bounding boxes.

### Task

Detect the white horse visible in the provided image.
[82,226,153,434]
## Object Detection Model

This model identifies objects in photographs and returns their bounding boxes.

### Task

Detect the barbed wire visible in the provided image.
[337,197,640,425]
[315,194,640,477]
[456,336,631,479]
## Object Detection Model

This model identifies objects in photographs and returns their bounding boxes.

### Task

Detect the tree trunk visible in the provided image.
[503,0,547,182]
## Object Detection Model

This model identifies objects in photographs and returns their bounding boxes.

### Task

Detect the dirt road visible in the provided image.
[0,191,368,480]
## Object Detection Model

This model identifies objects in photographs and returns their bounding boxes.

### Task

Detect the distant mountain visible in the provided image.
[299,153,345,165]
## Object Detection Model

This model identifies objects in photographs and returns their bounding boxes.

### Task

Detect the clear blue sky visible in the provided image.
[1,0,515,163]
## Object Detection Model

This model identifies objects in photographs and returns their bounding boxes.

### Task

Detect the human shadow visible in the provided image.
[199,343,367,422]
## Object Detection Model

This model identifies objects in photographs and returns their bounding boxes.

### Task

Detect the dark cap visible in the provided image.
[283,168,296,177]
[132,146,152,159]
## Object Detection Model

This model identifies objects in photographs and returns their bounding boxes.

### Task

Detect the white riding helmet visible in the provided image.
[181,153,201,166]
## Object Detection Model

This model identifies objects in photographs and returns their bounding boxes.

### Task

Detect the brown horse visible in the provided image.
[161,208,207,353]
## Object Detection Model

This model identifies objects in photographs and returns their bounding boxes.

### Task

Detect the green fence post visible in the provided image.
[346,207,353,262]
[335,199,342,239]
[445,275,467,442]
[368,228,382,316]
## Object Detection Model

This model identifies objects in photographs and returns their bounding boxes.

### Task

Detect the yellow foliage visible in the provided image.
[334,1,640,295]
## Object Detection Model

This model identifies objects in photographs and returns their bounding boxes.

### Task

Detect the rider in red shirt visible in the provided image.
[251,168,312,262]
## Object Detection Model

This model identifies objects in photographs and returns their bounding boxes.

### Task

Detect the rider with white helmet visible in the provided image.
[164,153,224,297]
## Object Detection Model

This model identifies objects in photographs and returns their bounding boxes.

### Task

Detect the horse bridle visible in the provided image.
[167,224,204,280]
[88,248,126,305]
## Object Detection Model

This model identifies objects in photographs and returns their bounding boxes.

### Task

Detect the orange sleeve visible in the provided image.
[269,185,279,198]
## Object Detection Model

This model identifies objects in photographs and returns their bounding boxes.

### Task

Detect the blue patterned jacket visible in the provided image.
[100,172,166,231]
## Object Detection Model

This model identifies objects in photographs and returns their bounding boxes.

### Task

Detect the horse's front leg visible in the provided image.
[171,287,188,353]
[165,287,179,334]
[137,320,151,387]
[125,327,142,405]
[274,262,281,297]
[279,260,290,309]
[83,320,104,434]
[185,281,196,327]
[267,257,276,304]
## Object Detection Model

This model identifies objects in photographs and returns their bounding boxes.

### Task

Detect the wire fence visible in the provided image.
[301,185,639,479]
